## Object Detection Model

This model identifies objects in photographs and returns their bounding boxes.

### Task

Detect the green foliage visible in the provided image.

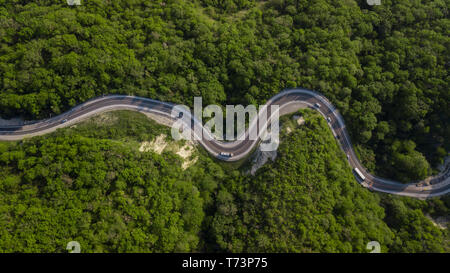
[389,140,430,182]
[207,111,449,252]
[209,112,395,252]
[60,110,171,142]
[0,0,448,253]
[0,0,448,182]
[200,0,256,13]
[381,195,449,253]
[0,111,448,252]
[0,112,209,252]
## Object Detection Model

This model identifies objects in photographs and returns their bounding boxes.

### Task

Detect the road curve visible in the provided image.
[0,88,449,199]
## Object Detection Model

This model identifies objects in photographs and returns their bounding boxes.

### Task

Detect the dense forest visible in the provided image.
[207,110,449,252]
[0,110,448,252]
[0,0,448,182]
[0,0,448,253]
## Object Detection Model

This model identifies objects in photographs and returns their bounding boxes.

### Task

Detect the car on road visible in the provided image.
[347,154,350,160]
[354,167,366,181]
[61,119,68,123]
[327,116,331,123]
[178,112,183,119]
[219,152,233,158]
[314,103,321,108]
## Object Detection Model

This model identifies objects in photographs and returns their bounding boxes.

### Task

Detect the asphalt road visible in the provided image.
[0,88,449,199]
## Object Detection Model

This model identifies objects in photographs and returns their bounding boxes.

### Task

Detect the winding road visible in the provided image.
[0,88,449,199]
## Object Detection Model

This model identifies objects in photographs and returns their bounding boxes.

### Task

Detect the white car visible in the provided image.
[219,152,233,158]
[314,103,321,108]
[327,116,332,123]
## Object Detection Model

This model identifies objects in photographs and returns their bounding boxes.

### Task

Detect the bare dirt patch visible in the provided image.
[139,135,198,170]
[139,134,168,154]
[293,115,305,125]
[175,141,198,170]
